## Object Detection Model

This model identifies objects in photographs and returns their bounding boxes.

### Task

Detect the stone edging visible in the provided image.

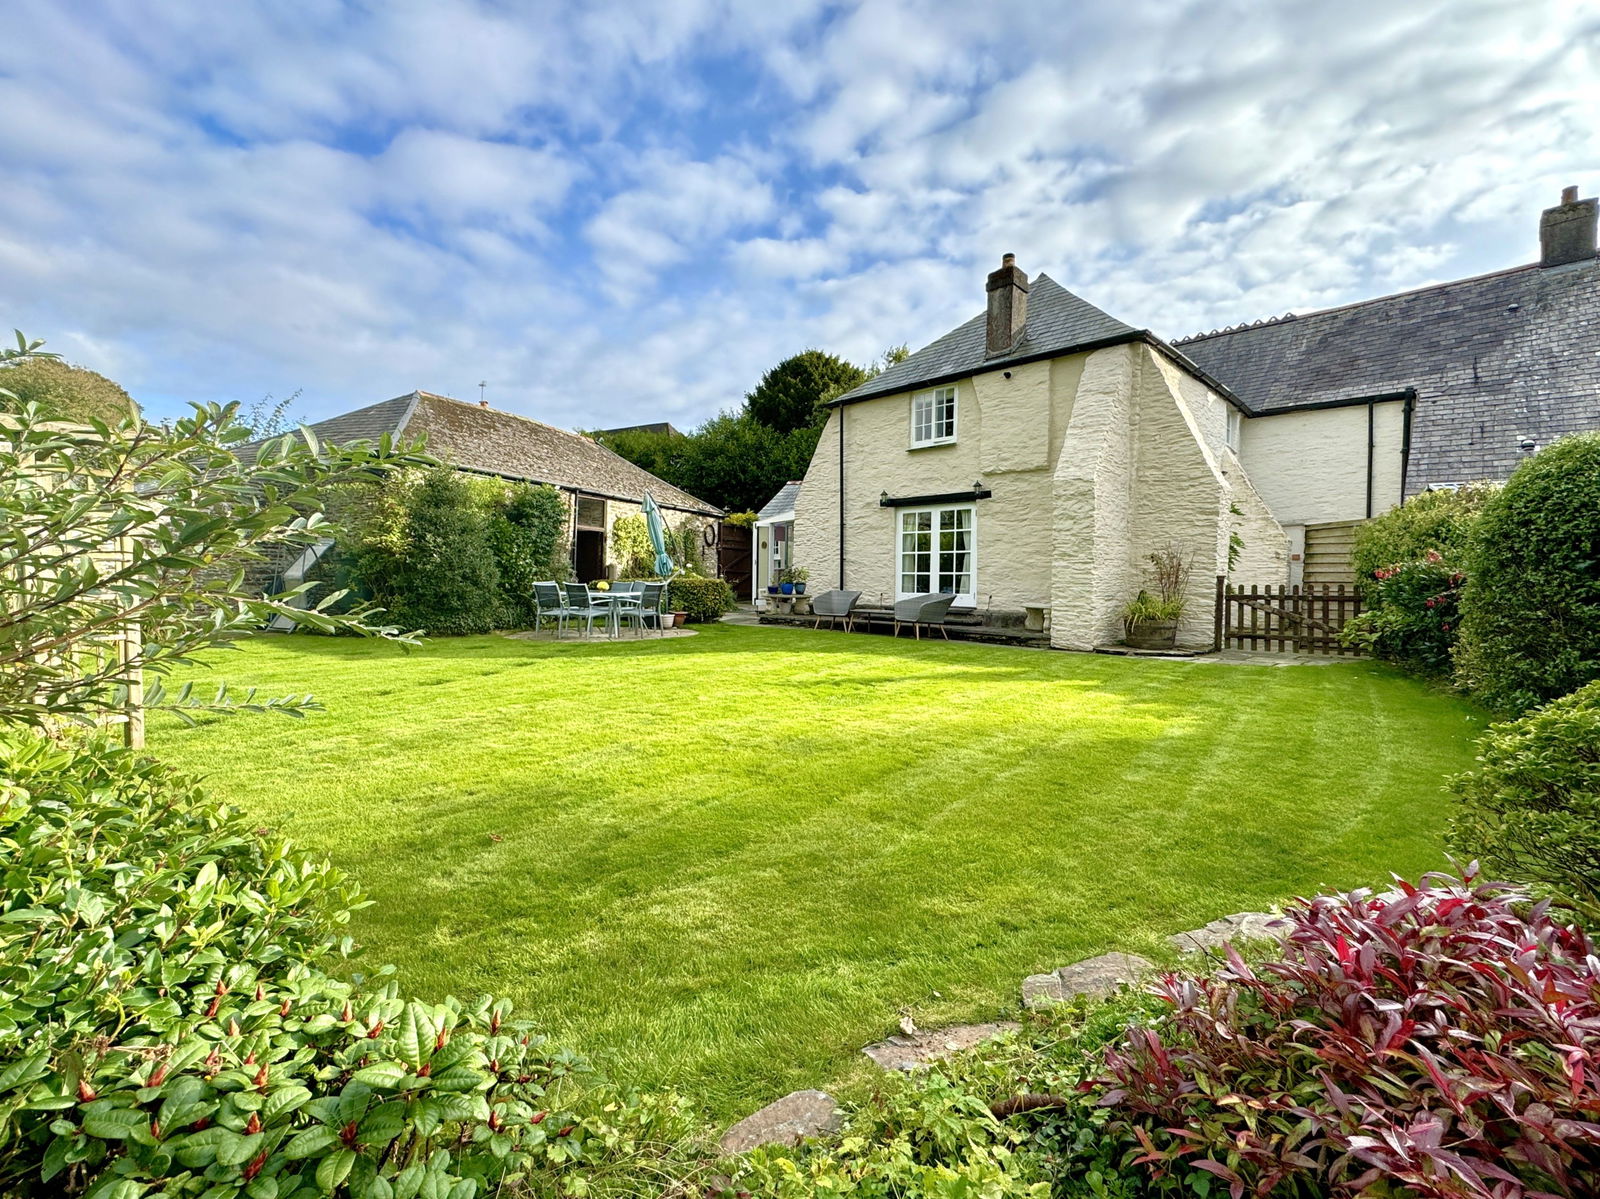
[718,909,1284,1155]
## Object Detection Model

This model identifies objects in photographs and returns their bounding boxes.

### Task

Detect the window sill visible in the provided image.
[907,439,957,451]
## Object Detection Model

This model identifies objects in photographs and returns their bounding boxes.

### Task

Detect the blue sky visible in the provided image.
[3,0,1597,429]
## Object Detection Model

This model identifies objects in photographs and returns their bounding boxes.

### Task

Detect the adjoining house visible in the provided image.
[751,481,801,598]
[1175,187,1600,583]
[790,188,1599,651]
[289,390,721,580]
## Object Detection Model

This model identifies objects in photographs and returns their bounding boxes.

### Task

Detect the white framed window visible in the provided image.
[896,505,975,605]
[1225,408,1243,452]
[910,386,957,447]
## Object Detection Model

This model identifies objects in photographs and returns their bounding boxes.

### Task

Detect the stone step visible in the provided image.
[861,1021,1020,1072]
[1170,911,1283,954]
[1021,951,1154,1009]
[720,1089,843,1155]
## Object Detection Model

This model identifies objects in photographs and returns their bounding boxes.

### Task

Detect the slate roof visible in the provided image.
[831,274,1139,405]
[295,391,720,516]
[1176,257,1600,493]
[756,481,801,522]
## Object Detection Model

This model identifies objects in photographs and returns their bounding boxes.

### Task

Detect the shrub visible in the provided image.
[1341,552,1464,674]
[1448,681,1600,914]
[1457,434,1600,712]
[484,482,568,625]
[386,470,504,635]
[667,576,735,623]
[0,733,703,1198]
[1096,870,1600,1198]
[723,511,758,529]
[1350,484,1494,584]
[609,514,655,578]
[0,355,138,425]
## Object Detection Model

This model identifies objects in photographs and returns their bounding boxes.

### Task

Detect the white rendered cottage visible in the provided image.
[790,188,1600,651]
[793,256,1287,651]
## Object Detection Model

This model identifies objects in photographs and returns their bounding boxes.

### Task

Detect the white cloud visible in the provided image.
[0,0,1594,436]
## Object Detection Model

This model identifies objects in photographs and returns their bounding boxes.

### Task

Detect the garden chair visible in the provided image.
[563,582,614,639]
[532,581,575,637]
[892,592,958,640]
[619,582,665,637]
[810,589,861,632]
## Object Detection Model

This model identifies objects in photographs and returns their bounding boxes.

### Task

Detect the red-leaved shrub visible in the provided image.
[1095,871,1600,1198]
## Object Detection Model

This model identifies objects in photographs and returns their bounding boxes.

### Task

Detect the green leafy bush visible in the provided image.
[1447,680,1600,913]
[1350,484,1493,583]
[0,733,703,1198]
[386,470,504,635]
[1341,553,1463,674]
[667,577,734,623]
[1457,434,1600,712]
[483,482,568,626]
[609,514,655,579]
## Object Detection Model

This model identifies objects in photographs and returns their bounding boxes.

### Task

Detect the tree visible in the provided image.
[0,337,424,734]
[241,388,303,438]
[0,354,137,425]
[744,349,866,435]
[674,411,798,513]
[387,469,504,635]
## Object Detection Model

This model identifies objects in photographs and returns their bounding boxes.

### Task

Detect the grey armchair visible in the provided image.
[892,592,958,640]
[809,589,861,632]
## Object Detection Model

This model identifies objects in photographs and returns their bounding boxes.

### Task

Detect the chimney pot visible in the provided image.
[1540,185,1598,267]
[479,399,489,408]
[984,254,1029,357]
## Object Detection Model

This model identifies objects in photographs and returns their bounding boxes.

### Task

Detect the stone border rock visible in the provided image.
[861,1021,1019,1071]
[1021,951,1155,1009]
[719,1089,842,1155]
[1169,910,1283,955]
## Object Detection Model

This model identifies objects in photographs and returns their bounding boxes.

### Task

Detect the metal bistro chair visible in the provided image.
[563,582,614,639]
[810,589,861,632]
[618,582,664,638]
[532,581,574,637]
[892,592,958,640]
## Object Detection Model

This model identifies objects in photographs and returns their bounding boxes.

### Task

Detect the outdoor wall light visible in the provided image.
[880,489,889,504]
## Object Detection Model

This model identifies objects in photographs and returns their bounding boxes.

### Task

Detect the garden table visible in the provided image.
[590,592,644,638]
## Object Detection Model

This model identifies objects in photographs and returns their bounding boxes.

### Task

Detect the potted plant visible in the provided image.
[778,567,796,596]
[1121,546,1192,650]
[789,566,809,595]
[767,582,780,595]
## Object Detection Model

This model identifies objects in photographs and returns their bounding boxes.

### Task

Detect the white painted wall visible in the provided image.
[1239,400,1407,527]
[793,339,1289,650]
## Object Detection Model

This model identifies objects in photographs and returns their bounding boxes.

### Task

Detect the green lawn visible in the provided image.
[151,624,1482,1119]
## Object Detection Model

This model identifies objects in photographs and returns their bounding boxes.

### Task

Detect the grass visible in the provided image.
[151,623,1484,1120]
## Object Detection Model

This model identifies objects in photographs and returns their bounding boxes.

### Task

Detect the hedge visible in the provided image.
[667,576,735,623]
[1448,679,1600,915]
[1456,433,1600,712]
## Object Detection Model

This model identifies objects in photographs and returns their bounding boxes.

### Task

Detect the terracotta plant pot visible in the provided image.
[1124,619,1179,650]
[671,611,688,627]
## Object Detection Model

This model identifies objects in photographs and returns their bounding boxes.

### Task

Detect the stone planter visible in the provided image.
[1124,619,1178,650]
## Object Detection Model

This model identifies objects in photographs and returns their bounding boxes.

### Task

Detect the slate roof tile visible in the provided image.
[1176,257,1600,493]
[832,274,1138,404]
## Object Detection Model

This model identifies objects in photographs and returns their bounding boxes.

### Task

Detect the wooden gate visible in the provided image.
[1215,578,1364,655]
[717,522,752,597]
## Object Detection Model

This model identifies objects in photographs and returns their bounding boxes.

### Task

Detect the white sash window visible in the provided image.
[910,386,957,447]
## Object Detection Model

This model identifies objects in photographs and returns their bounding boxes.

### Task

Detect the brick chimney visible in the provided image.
[985,253,1029,356]
[1540,185,1598,267]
